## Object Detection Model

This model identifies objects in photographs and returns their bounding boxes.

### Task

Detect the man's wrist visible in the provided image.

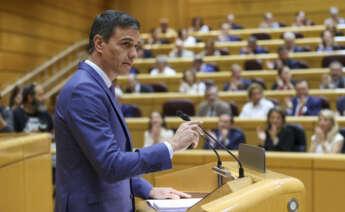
[164,142,174,159]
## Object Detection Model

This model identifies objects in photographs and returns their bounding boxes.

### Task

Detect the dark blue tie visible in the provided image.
[109,85,116,98]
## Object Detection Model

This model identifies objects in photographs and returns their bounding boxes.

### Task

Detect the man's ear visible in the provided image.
[93,35,105,54]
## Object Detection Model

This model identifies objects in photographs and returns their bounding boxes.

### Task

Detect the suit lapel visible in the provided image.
[79,62,133,150]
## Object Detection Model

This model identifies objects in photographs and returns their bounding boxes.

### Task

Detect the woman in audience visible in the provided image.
[257,107,296,151]
[316,30,339,52]
[197,39,222,57]
[179,69,206,94]
[146,28,170,45]
[177,28,197,46]
[309,110,344,153]
[188,16,210,33]
[143,111,174,147]
[8,85,23,110]
[292,11,313,26]
[272,66,295,90]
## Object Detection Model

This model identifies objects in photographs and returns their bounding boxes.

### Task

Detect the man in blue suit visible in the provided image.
[54,10,202,212]
[203,114,246,150]
[285,80,323,116]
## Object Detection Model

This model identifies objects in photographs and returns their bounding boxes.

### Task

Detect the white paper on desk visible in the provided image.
[147,198,202,211]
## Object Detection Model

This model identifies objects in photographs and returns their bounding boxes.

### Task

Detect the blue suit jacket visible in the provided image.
[287,95,322,116]
[54,62,172,212]
[203,128,246,150]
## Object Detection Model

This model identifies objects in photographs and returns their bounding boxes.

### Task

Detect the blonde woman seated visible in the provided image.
[309,110,344,153]
[143,111,174,147]
[179,70,206,94]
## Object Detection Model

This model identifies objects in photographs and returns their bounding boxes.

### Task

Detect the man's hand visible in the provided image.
[168,121,203,152]
[149,187,192,199]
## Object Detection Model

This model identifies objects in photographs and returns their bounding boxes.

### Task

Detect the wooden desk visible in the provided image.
[121,89,345,116]
[133,50,345,73]
[144,37,345,56]
[140,151,345,212]
[0,133,52,212]
[118,68,330,91]
[140,24,345,42]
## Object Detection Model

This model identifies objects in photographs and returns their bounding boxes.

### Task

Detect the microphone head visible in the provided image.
[176,110,191,121]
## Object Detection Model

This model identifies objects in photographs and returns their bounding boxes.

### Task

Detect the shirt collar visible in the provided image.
[85,59,112,88]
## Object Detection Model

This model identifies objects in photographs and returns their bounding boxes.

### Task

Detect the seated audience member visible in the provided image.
[177,28,197,46]
[240,36,268,55]
[272,66,295,90]
[225,13,243,30]
[13,84,53,133]
[143,111,174,147]
[283,32,305,53]
[150,55,176,76]
[292,11,313,26]
[125,74,153,93]
[320,61,345,89]
[197,85,231,117]
[217,23,241,42]
[156,18,177,36]
[326,21,344,36]
[8,85,23,110]
[223,64,251,91]
[316,30,340,52]
[147,28,170,45]
[114,86,140,118]
[285,80,322,116]
[204,114,245,150]
[259,12,280,29]
[136,39,154,59]
[336,96,345,115]
[324,7,345,25]
[240,83,274,118]
[169,40,194,58]
[197,39,222,57]
[179,69,206,94]
[309,109,344,153]
[191,57,218,73]
[257,107,296,151]
[188,16,210,33]
[0,91,13,133]
[267,46,306,69]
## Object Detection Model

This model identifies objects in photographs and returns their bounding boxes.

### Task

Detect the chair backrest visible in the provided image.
[150,83,168,92]
[227,101,239,116]
[163,99,195,117]
[319,96,330,109]
[286,124,307,152]
[321,55,345,67]
[251,32,271,40]
[244,59,263,70]
[336,96,345,115]
[338,128,345,153]
[130,104,142,117]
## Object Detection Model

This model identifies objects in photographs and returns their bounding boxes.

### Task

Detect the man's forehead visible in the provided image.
[112,27,140,41]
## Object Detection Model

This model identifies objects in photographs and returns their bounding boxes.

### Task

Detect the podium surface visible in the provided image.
[139,161,305,212]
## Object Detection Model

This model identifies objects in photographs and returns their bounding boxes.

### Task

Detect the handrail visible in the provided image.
[1,39,88,98]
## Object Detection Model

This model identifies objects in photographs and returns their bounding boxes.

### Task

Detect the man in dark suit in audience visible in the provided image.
[285,80,322,116]
[320,61,345,89]
[283,32,305,53]
[240,36,268,55]
[268,46,307,70]
[226,13,244,30]
[125,74,153,93]
[203,114,246,150]
[197,85,231,117]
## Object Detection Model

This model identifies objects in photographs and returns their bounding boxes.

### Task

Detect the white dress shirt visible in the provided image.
[240,98,274,118]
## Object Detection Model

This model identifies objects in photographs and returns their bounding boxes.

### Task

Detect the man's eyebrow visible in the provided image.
[120,37,134,42]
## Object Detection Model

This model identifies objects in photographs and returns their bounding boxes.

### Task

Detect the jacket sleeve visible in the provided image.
[65,83,172,183]
[131,177,153,199]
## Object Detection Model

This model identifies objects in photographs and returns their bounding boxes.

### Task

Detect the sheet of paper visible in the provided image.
[147,198,202,211]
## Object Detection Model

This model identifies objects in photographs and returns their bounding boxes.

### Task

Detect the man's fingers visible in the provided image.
[171,189,192,198]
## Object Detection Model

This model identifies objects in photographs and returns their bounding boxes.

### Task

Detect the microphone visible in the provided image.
[176,110,245,178]
[176,110,225,186]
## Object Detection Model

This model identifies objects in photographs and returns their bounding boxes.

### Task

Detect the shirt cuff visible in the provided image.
[164,142,174,159]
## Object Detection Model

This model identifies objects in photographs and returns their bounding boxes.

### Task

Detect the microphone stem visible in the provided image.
[203,136,223,187]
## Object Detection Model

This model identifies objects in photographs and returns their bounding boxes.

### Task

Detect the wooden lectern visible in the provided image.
[139,161,305,212]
